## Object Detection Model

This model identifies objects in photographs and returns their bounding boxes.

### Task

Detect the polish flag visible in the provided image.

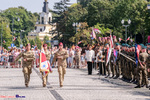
[39,48,52,76]
[110,34,114,48]
[94,28,101,34]
[148,36,150,43]
[91,27,96,39]
[78,41,82,45]
[119,38,122,42]
[126,37,130,41]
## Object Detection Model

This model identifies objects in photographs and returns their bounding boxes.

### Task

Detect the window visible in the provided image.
[42,17,44,24]
[49,17,51,24]
[35,26,37,30]
[40,28,42,32]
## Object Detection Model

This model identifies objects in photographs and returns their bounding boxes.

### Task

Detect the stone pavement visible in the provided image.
[0,67,150,100]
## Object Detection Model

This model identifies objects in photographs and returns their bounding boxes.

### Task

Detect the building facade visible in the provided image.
[28,0,56,40]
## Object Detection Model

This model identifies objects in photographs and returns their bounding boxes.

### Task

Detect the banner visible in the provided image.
[39,47,52,77]
[148,36,150,43]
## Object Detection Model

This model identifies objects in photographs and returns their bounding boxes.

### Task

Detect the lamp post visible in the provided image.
[121,19,131,43]
[72,22,81,45]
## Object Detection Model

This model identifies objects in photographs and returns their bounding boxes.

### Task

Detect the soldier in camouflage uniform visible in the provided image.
[146,48,150,78]
[15,43,35,87]
[42,44,51,87]
[51,42,69,87]
[135,46,149,88]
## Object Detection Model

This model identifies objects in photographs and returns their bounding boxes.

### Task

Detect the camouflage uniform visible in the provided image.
[52,48,69,87]
[15,50,35,87]
[137,52,149,87]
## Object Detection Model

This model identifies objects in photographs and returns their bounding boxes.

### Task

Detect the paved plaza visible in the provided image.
[0,67,150,100]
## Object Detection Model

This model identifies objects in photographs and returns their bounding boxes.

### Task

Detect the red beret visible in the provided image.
[26,43,30,47]
[43,44,47,47]
[59,42,63,46]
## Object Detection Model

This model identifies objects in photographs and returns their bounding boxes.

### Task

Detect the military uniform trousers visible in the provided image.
[58,65,66,86]
[106,62,110,76]
[42,72,48,85]
[23,66,32,85]
[115,61,121,77]
[75,57,80,68]
[137,67,149,86]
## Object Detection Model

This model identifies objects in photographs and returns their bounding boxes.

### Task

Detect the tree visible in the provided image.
[3,7,39,38]
[0,21,12,49]
[43,35,51,47]
[29,39,35,48]
[15,36,22,47]
[35,36,42,49]
[22,35,29,46]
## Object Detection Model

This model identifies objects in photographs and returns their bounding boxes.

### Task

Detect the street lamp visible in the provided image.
[72,22,81,45]
[121,19,131,43]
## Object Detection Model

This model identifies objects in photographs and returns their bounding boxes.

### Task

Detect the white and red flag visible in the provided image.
[119,38,122,42]
[126,37,130,41]
[94,28,101,34]
[78,41,82,45]
[106,34,114,66]
[110,34,114,48]
[91,27,96,39]
[39,47,52,77]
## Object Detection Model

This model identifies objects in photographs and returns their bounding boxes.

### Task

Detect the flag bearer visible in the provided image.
[15,43,35,87]
[42,44,51,87]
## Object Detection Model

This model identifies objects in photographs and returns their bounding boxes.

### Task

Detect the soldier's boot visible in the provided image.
[135,85,141,88]
[60,81,63,87]
[42,76,47,87]
[24,73,29,87]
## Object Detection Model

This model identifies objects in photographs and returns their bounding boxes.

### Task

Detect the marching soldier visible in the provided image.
[135,46,149,88]
[51,42,69,87]
[15,43,35,87]
[42,44,51,87]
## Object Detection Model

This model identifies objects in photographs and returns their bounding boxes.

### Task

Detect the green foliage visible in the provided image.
[3,7,38,38]
[43,35,51,47]
[0,21,12,49]
[22,35,29,46]
[35,36,42,49]
[29,39,35,47]
[15,36,22,47]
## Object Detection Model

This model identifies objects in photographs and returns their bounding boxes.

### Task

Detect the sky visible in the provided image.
[0,0,77,13]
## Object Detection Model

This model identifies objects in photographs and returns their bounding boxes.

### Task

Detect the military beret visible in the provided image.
[26,43,30,47]
[142,46,147,49]
[43,43,47,47]
[147,43,150,45]
[59,42,63,46]
[116,43,120,46]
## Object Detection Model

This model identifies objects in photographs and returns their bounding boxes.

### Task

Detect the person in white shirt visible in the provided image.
[85,46,95,75]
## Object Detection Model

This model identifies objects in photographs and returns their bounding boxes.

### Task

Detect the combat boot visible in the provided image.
[43,84,46,87]
[134,85,141,88]
[25,83,28,87]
